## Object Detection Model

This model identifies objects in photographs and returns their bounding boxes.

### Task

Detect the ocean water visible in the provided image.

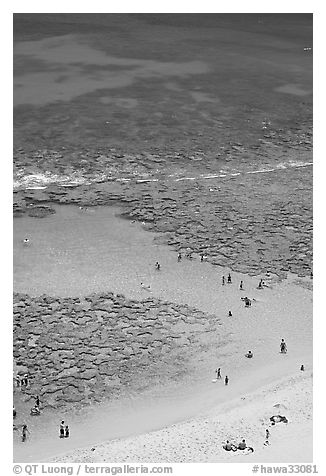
[13,13,312,159]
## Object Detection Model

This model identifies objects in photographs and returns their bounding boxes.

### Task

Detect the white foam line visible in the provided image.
[136,179,159,183]
[26,186,47,190]
[13,161,313,191]
[201,174,222,179]
[246,169,276,174]
[290,162,313,167]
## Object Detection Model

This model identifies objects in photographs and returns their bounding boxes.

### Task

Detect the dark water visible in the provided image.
[13,14,312,154]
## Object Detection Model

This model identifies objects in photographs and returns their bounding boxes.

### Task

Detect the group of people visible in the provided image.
[15,372,29,388]
[13,394,42,442]
[214,368,229,386]
[14,371,69,443]
[223,438,253,453]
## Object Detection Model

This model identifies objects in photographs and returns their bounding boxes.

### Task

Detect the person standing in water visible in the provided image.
[15,373,21,388]
[59,421,65,438]
[225,375,229,386]
[280,339,287,353]
[21,424,30,442]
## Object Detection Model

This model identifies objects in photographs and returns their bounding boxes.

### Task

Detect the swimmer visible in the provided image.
[244,297,251,307]
[30,405,40,416]
[141,282,151,291]
[245,351,253,358]
[23,238,30,245]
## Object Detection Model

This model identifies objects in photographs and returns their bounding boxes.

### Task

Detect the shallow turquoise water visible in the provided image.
[13,205,166,297]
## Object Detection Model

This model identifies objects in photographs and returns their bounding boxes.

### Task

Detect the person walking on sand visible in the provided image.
[177,253,182,262]
[225,375,229,386]
[13,406,16,419]
[240,280,243,290]
[227,273,232,284]
[228,310,232,317]
[222,276,225,285]
[301,364,305,371]
[65,425,70,438]
[35,395,40,407]
[258,279,263,289]
[155,261,161,271]
[217,368,221,379]
[21,424,30,442]
[59,421,65,438]
[266,429,270,440]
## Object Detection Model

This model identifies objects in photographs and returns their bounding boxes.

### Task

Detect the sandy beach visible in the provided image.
[52,371,312,463]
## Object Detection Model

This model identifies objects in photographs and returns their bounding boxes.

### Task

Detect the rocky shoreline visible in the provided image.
[13,291,219,410]
[13,153,312,279]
